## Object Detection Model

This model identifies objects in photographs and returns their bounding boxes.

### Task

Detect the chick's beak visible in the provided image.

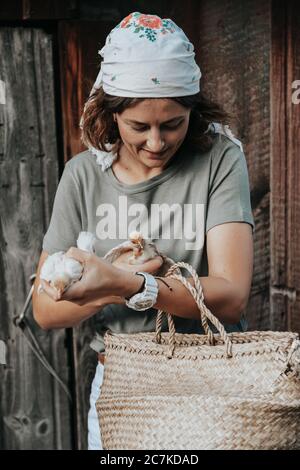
[131,237,144,250]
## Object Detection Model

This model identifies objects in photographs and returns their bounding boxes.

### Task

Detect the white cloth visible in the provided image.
[205,122,244,152]
[88,143,118,172]
[91,11,201,98]
[87,362,104,450]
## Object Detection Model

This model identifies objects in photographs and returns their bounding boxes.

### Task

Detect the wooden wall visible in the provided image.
[0,0,299,450]
[270,0,300,333]
[0,27,72,449]
[195,0,272,331]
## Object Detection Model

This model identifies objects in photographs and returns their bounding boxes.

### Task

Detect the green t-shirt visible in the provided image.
[42,132,255,353]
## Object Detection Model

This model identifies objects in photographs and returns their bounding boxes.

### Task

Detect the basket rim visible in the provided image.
[103,330,299,360]
[104,329,298,344]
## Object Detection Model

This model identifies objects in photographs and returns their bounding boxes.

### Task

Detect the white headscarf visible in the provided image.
[92,12,201,98]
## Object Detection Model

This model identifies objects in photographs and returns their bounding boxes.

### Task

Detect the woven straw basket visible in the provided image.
[96,262,300,450]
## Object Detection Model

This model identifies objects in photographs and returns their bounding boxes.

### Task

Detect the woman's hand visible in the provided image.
[40,247,124,305]
[40,247,163,305]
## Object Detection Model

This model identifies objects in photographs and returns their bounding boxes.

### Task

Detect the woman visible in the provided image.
[32,12,254,450]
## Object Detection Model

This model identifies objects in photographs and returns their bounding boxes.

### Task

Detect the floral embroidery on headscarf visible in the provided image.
[151,77,160,84]
[116,12,178,42]
[138,14,162,29]
[120,13,133,28]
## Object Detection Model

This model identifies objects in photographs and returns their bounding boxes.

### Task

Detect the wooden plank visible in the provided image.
[270,0,289,331]
[58,20,115,164]
[286,0,300,332]
[270,0,300,333]
[0,27,72,449]
[195,0,272,330]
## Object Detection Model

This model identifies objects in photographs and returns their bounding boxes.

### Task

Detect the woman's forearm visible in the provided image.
[156,276,244,323]
[32,280,123,329]
[33,260,245,329]
[118,273,245,324]
[33,292,99,329]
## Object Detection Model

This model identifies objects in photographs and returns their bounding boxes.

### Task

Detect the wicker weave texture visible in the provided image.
[96,330,300,450]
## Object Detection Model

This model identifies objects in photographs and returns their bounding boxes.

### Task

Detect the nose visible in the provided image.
[146,128,165,152]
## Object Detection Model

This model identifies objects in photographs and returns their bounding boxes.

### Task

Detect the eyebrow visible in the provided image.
[125,116,185,125]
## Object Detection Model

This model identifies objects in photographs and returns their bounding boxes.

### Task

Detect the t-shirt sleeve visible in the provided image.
[206,143,255,234]
[42,161,82,254]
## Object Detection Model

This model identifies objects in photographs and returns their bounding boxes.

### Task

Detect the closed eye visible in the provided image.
[132,122,183,132]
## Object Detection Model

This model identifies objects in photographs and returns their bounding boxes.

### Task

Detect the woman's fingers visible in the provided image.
[40,278,84,303]
[59,281,83,302]
[40,280,62,301]
[65,246,90,263]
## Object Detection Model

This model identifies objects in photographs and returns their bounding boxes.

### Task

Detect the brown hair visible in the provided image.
[80,86,233,155]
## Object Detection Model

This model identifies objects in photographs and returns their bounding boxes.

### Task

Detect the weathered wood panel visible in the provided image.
[270,0,289,331]
[270,0,300,332]
[195,0,272,330]
[0,28,72,449]
[286,1,300,333]
[58,20,115,164]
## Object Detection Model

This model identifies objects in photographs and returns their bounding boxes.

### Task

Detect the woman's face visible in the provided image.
[115,98,191,169]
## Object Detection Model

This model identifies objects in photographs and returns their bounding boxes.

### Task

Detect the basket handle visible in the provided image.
[155,261,233,359]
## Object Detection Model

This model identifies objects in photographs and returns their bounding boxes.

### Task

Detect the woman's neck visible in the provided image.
[112,145,167,185]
